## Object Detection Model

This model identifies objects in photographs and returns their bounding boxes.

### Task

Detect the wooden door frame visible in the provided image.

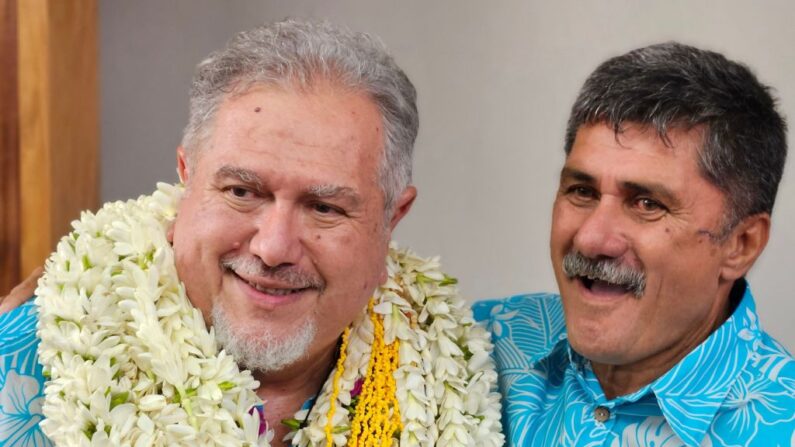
[1,0,98,293]
[0,0,20,293]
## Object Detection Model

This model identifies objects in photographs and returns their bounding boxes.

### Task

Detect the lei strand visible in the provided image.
[324,326,350,445]
[35,183,269,446]
[346,299,401,446]
[35,183,505,447]
[289,245,505,446]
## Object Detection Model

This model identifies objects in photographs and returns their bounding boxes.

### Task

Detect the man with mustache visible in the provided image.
[475,42,795,446]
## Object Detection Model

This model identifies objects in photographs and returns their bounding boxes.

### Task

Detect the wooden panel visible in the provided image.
[48,1,99,239]
[17,0,51,280]
[17,0,98,275]
[0,0,20,292]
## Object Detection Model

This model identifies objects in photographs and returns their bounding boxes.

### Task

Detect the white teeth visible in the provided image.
[248,282,303,295]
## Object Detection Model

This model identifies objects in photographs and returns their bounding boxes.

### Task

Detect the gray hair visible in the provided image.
[564,42,787,233]
[181,19,418,212]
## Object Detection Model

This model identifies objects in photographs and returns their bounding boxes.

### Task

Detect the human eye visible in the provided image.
[564,184,598,205]
[632,197,668,219]
[221,185,259,206]
[311,202,345,216]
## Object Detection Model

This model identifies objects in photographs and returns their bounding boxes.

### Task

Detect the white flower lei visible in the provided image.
[35,183,504,447]
[289,251,504,447]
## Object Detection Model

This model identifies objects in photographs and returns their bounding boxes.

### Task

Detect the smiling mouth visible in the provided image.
[233,272,312,296]
[578,276,635,296]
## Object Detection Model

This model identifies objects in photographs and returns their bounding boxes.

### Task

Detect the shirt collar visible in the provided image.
[554,281,761,446]
[649,282,760,445]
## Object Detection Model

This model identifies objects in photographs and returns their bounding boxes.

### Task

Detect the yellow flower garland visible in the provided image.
[325,327,352,446]
[290,245,504,447]
[37,184,504,447]
[351,298,401,446]
[324,299,402,447]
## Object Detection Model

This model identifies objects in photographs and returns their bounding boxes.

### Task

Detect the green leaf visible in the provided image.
[281,418,303,430]
[110,391,129,409]
[218,381,236,391]
[440,275,458,286]
[83,422,96,439]
[416,273,428,285]
[462,345,473,361]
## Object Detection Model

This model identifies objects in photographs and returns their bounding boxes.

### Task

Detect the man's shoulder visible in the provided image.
[0,298,40,345]
[704,320,795,445]
[473,292,564,327]
[733,328,795,400]
[0,299,50,446]
[0,298,43,374]
[473,292,567,366]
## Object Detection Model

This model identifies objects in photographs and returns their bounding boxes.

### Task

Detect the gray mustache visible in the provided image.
[562,251,646,298]
[221,256,326,292]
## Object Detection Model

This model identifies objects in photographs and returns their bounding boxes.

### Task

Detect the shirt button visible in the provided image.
[594,406,610,422]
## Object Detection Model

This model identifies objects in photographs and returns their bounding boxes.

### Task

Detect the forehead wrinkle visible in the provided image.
[214,165,264,189]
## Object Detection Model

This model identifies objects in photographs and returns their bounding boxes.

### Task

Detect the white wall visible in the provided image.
[101,0,795,350]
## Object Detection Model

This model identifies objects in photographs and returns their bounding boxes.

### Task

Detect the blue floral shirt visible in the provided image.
[0,300,50,446]
[6,286,795,446]
[472,284,795,447]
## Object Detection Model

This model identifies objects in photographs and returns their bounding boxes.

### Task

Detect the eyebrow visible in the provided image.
[307,184,362,206]
[559,167,595,183]
[214,165,264,189]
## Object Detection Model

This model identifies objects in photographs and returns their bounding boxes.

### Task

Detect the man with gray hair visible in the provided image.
[475,42,795,446]
[0,19,503,446]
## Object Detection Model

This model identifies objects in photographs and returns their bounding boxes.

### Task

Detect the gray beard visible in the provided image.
[211,303,317,373]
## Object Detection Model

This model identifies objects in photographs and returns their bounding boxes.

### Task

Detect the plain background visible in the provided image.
[100,1,795,350]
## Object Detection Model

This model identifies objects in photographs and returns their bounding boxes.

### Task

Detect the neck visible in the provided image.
[253,343,337,446]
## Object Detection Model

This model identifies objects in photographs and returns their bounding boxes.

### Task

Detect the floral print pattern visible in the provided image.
[473,283,795,447]
[0,301,51,446]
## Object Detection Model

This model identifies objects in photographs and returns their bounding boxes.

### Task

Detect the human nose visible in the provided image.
[248,204,303,268]
[572,198,629,259]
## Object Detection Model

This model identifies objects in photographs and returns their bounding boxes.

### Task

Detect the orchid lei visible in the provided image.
[35,183,504,447]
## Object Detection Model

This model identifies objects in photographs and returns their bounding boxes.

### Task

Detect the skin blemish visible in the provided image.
[695,228,722,244]
[254,107,261,113]
[315,234,321,241]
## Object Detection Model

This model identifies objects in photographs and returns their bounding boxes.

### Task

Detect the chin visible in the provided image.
[569,328,635,365]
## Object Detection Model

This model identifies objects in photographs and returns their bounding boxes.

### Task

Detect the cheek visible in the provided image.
[551,204,579,249]
[173,200,246,281]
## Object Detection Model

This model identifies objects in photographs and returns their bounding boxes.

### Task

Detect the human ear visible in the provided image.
[176,147,190,184]
[719,213,770,281]
[388,186,417,232]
